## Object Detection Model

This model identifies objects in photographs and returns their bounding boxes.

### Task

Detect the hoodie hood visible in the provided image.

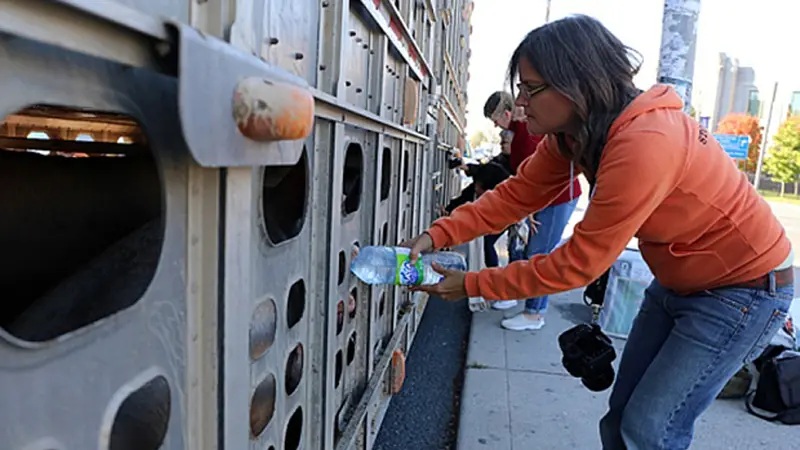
[609,85,684,137]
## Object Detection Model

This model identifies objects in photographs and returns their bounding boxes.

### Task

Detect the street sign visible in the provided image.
[699,116,710,129]
[714,133,751,160]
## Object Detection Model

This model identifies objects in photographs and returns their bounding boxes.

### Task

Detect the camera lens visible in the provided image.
[582,367,615,392]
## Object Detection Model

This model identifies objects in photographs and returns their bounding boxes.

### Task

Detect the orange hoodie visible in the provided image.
[427,85,791,300]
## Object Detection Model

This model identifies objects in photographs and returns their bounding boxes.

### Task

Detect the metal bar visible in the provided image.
[439,94,466,135]
[443,52,467,115]
[0,137,142,154]
[185,165,221,450]
[336,312,413,450]
[754,81,779,189]
[355,0,427,82]
[313,89,430,143]
[0,0,166,71]
[382,0,435,77]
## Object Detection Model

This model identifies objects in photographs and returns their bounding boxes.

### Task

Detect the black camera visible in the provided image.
[447,157,463,170]
[558,323,617,392]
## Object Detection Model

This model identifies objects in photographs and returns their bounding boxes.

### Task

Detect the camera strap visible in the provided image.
[583,175,609,324]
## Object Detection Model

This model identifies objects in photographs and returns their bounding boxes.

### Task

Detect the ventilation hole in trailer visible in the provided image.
[337,250,346,285]
[402,149,409,192]
[335,350,343,388]
[348,287,358,319]
[379,292,386,317]
[346,332,357,365]
[261,148,308,245]
[336,300,345,335]
[285,343,304,396]
[268,447,276,450]
[249,373,277,438]
[108,375,171,450]
[381,222,389,246]
[333,403,345,443]
[250,298,277,360]
[283,407,303,450]
[286,279,305,329]
[380,146,392,201]
[0,106,163,343]
[342,143,363,215]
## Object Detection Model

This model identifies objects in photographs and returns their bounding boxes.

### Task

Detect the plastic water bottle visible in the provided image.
[510,219,530,255]
[350,246,467,286]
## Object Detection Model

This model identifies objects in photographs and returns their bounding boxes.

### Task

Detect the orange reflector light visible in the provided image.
[390,349,406,394]
[233,77,315,142]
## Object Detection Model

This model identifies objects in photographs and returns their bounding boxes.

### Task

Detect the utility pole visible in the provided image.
[545,0,551,23]
[754,81,779,189]
[657,0,702,114]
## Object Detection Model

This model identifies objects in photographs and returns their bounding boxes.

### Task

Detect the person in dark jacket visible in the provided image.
[443,134,513,268]
[482,90,581,318]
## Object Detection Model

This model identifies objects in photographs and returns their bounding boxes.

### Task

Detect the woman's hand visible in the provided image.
[528,215,541,234]
[398,232,434,265]
[409,263,468,301]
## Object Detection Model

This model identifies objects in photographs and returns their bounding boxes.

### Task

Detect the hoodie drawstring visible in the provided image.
[569,162,574,200]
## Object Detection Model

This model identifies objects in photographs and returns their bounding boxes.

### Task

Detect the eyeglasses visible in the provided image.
[516,82,548,100]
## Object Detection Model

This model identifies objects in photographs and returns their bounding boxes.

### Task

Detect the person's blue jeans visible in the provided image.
[483,232,501,268]
[508,198,578,314]
[599,278,793,450]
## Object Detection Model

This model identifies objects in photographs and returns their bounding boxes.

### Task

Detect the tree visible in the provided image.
[763,117,800,196]
[469,130,488,149]
[487,130,501,145]
[716,113,763,173]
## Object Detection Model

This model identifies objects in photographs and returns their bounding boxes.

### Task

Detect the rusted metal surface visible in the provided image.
[233,77,315,142]
[390,349,406,394]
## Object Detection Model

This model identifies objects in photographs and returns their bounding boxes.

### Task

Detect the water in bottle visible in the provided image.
[350,246,467,286]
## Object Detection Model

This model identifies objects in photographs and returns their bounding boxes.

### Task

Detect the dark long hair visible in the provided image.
[508,15,642,179]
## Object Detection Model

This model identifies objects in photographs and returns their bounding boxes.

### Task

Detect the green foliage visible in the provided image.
[469,130,488,149]
[764,117,800,190]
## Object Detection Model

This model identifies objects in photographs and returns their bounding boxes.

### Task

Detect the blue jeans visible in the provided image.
[509,199,578,314]
[599,278,793,450]
[483,232,501,268]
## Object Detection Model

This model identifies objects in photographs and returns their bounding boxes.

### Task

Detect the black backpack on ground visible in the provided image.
[746,348,800,425]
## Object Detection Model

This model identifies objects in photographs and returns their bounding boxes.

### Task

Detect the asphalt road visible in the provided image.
[373,295,471,450]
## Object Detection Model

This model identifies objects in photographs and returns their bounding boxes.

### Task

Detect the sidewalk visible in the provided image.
[457,291,799,449]
[456,190,800,449]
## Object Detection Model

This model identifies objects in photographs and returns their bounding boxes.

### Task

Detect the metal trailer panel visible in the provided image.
[0,36,195,450]
[0,0,475,449]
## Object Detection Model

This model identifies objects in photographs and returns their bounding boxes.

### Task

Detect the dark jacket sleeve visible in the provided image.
[491,154,513,175]
[446,183,475,213]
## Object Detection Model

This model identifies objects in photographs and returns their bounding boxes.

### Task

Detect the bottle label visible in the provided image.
[394,248,424,286]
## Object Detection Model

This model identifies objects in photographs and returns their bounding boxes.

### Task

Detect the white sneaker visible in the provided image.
[491,300,518,310]
[501,313,545,331]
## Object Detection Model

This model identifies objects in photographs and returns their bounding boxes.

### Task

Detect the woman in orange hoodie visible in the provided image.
[402,15,793,450]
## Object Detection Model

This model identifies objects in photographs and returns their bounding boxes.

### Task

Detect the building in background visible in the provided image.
[788,90,800,117]
[710,52,760,130]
